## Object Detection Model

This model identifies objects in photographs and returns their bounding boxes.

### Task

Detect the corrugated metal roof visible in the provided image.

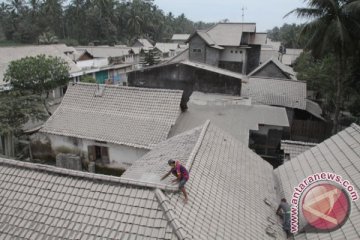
[206,23,256,46]
[0,45,81,85]
[251,33,268,45]
[306,99,325,120]
[242,77,307,109]
[275,123,360,239]
[40,83,183,149]
[181,60,243,80]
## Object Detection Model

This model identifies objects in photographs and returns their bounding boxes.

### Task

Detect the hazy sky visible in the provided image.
[153,0,307,32]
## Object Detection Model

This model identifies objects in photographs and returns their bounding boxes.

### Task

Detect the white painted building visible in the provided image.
[40,83,183,169]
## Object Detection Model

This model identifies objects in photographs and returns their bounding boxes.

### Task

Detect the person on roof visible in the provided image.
[161,159,189,203]
[276,198,292,239]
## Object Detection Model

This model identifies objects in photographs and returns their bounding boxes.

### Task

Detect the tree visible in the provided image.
[80,75,96,83]
[139,48,160,67]
[287,0,360,133]
[0,90,47,157]
[38,30,59,44]
[4,55,70,114]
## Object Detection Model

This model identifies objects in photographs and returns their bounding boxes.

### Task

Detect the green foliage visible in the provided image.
[0,0,213,45]
[38,31,59,44]
[0,91,47,135]
[4,55,70,95]
[267,23,308,48]
[140,48,161,67]
[288,0,360,132]
[80,75,96,83]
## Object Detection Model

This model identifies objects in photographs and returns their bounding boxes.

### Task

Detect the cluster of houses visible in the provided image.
[0,22,358,240]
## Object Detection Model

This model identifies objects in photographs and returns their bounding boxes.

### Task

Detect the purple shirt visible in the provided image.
[171,161,189,180]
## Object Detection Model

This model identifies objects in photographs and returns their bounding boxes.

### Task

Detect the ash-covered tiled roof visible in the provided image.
[0,44,81,85]
[248,58,297,80]
[0,158,178,239]
[275,124,360,240]
[168,91,289,145]
[124,121,286,239]
[75,46,133,58]
[281,140,317,159]
[155,43,180,53]
[41,83,183,149]
[136,39,153,48]
[242,77,307,110]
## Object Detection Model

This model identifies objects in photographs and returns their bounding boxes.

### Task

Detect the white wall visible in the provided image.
[77,58,109,69]
[219,47,245,62]
[47,134,149,169]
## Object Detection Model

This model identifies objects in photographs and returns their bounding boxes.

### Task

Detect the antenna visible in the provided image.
[241,6,247,23]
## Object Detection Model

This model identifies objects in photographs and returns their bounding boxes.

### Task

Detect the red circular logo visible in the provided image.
[302,183,350,231]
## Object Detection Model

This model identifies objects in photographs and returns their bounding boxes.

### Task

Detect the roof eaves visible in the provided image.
[39,130,154,150]
[0,157,180,192]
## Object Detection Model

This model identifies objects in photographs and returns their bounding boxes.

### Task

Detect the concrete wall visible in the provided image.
[189,35,206,63]
[219,47,244,62]
[47,134,149,169]
[246,45,261,74]
[205,47,220,66]
[128,63,241,109]
[252,62,289,79]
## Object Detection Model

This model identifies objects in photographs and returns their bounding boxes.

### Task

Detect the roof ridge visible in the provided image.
[351,123,360,133]
[155,189,189,239]
[72,82,184,94]
[185,120,210,171]
[281,140,317,147]
[0,158,179,192]
[248,76,305,83]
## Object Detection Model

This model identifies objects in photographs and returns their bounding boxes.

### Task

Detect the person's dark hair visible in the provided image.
[168,159,175,165]
[281,198,287,202]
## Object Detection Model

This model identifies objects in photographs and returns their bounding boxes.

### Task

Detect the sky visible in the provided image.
[153,0,307,32]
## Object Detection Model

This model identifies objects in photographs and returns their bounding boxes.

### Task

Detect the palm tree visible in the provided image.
[287,0,360,133]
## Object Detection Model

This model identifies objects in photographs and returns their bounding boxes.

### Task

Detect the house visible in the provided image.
[168,91,290,166]
[0,44,81,93]
[0,123,359,239]
[74,46,140,84]
[280,140,317,160]
[154,43,180,58]
[127,60,244,110]
[280,48,303,66]
[275,123,360,239]
[171,34,190,44]
[260,38,281,64]
[39,83,183,169]
[242,77,330,142]
[248,58,297,80]
[186,23,267,74]
[132,38,153,49]
[0,121,287,239]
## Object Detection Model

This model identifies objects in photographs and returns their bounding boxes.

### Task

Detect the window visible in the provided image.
[240,51,243,54]
[230,50,233,53]
[192,48,202,53]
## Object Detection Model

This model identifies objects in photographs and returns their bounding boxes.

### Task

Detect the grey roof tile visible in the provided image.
[242,77,307,109]
[41,83,183,149]
[276,124,360,240]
